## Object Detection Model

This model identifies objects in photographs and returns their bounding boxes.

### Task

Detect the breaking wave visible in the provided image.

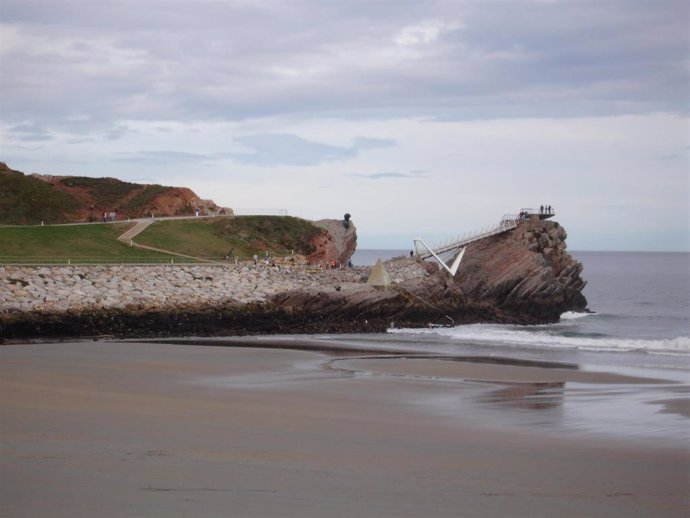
[390,324,690,356]
[559,311,594,320]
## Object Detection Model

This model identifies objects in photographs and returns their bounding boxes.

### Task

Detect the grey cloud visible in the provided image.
[9,122,52,141]
[351,171,428,180]
[14,133,52,142]
[653,154,679,161]
[353,137,397,150]
[0,0,687,134]
[226,134,396,167]
[103,125,129,141]
[113,150,211,165]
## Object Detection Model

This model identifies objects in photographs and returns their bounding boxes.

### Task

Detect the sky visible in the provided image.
[1,0,688,251]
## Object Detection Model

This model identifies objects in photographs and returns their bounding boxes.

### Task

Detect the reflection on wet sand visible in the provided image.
[481,381,565,411]
[329,355,668,385]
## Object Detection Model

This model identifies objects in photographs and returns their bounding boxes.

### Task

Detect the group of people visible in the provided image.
[103,210,118,222]
[87,205,118,223]
[194,207,227,217]
[516,205,556,220]
[251,251,279,267]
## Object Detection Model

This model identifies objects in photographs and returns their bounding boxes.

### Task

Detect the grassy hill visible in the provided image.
[0,162,214,224]
[136,216,323,259]
[0,216,325,263]
[0,164,81,224]
[0,223,184,264]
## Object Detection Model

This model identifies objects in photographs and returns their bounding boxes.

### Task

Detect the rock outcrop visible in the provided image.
[272,217,586,327]
[0,217,587,341]
[449,218,587,322]
[307,218,358,266]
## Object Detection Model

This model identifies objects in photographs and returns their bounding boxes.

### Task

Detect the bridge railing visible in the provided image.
[418,219,517,259]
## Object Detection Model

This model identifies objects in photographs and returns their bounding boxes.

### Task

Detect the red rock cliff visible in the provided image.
[307,218,358,266]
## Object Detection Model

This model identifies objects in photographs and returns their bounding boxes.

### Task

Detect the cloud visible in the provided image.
[226,134,396,166]
[9,122,52,141]
[394,20,462,46]
[0,0,686,136]
[353,137,397,150]
[350,171,428,180]
[113,150,210,165]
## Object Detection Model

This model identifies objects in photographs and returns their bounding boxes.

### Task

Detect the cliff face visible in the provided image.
[449,218,587,322]
[307,218,358,266]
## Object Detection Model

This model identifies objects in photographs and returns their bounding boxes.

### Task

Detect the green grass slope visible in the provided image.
[0,223,182,263]
[136,216,323,259]
[0,167,81,224]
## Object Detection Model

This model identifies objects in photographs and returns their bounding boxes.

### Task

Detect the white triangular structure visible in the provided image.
[367,258,392,289]
[413,238,466,277]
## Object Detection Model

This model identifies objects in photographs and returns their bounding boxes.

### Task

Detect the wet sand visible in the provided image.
[1,340,688,517]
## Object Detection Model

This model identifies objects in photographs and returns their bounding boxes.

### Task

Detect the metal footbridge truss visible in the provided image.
[414,218,517,276]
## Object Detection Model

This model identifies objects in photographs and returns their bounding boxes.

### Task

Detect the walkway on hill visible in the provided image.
[116,216,223,264]
[117,219,154,242]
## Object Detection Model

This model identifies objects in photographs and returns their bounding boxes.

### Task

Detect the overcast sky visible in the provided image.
[1,0,688,250]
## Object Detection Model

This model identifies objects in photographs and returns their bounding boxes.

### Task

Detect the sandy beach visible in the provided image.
[1,339,688,517]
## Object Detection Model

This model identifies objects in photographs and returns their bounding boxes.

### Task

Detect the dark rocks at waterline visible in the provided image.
[0,298,520,342]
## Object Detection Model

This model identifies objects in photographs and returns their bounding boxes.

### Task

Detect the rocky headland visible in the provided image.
[0,217,587,341]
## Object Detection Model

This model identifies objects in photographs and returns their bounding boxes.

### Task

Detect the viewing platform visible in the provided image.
[503,207,556,222]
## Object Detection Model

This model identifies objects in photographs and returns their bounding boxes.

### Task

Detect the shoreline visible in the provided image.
[142,335,690,445]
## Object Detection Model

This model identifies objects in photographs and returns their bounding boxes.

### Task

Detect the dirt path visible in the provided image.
[116,217,222,264]
[117,219,155,242]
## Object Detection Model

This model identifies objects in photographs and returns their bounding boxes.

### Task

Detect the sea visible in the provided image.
[351,249,690,352]
[344,249,690,445]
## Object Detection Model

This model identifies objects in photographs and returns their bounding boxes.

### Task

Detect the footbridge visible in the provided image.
[413,207,555,276]
[415,219,518,261]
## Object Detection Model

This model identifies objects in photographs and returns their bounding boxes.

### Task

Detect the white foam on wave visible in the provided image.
[560,311,593,320]
[389,325,690,355]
